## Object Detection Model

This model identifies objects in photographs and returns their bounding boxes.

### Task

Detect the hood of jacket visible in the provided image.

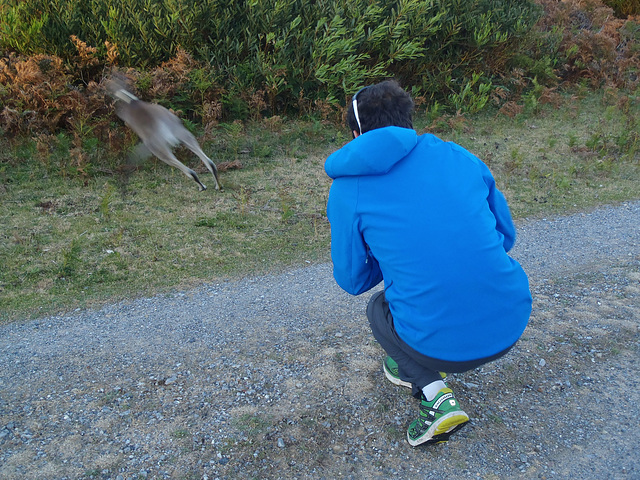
[324,126,418,179]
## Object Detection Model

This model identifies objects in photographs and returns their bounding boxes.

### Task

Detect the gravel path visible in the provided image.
[1,201,639,480]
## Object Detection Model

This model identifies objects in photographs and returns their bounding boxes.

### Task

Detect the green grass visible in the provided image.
[172,429,191,439]
[420,91,640,219]
[1,90,639,323]
[232,413,275,435]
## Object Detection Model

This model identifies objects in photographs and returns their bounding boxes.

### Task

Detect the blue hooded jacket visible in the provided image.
[325,126,531,362]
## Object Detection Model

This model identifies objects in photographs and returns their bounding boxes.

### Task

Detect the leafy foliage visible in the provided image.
[0,0,541,115]
[603,0,640,17]
[0,0,638,145]
[533,0,640,89]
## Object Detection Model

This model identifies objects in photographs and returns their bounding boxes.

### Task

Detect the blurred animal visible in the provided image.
[106,77,221,191]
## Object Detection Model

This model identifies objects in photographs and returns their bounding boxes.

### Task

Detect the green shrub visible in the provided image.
[603,0,640,17]
[1,0,638,138]
[0,0,541,116]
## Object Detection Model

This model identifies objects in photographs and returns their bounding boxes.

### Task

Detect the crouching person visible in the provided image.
[324,80,532,446]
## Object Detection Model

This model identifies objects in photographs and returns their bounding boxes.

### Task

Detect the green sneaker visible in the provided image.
[383,356,412,388]
[383,356,449,388]
[406,388,469,447]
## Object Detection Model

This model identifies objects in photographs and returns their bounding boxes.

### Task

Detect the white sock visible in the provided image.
[422,380,447,401]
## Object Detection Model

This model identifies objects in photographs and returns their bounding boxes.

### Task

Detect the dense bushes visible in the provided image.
[535,0,640,90]
[0,0,639,137]
[0,1,541,113]
[603,0,640,17]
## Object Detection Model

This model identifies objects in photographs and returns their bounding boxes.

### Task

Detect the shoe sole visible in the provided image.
[420,421,469,446]
[383,360,412,389]
[407,412,470,447]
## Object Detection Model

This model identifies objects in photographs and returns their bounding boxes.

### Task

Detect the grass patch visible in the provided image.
[232,413,275,436]
[423,91,640,218]
[172,429,191,439]
[1,91,639,322]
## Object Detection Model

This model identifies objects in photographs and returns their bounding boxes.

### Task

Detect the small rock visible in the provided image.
[539,359,546,367]
[277,438,285,448]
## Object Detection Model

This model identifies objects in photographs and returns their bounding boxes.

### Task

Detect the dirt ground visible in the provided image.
[1,203,639,479]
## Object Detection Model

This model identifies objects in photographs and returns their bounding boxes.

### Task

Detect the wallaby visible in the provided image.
[106,78,222,191]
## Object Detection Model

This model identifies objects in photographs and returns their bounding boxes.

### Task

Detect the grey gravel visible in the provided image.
[1,201,639,480]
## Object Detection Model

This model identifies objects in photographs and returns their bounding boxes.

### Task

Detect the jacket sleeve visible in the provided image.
[327,180,383,295]
[479,161,516,252]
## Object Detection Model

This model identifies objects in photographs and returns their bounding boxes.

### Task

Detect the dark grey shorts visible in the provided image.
[366,290,514,397]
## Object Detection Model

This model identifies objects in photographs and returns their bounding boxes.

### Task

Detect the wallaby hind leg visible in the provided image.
[175,128,222,190]
[146,142,208,191]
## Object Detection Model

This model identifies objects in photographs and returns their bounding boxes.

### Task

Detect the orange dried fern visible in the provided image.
[0,53,71,132]
[149,47,197,98]
[535,0,640,88]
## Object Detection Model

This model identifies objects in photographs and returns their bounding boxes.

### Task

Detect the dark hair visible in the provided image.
[346,79,414,135]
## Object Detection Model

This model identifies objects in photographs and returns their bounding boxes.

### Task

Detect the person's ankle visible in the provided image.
[422,380,447,401]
